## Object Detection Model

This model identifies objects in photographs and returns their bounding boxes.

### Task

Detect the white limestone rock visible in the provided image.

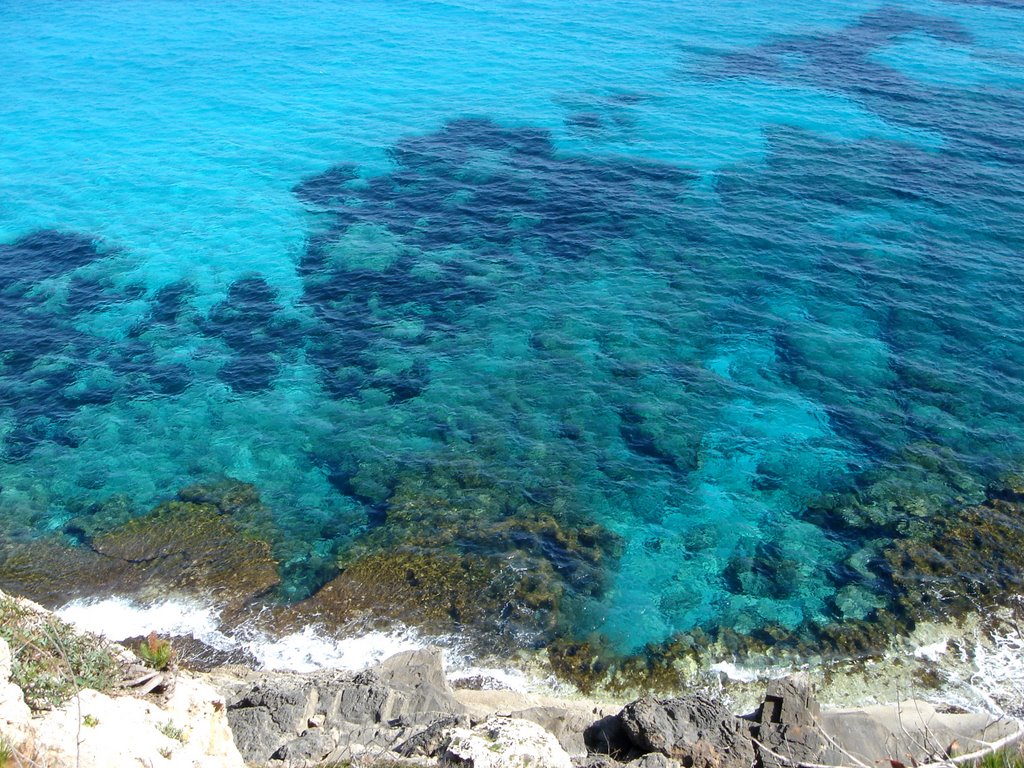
[444,715,574,768]
[0,637,33,757]
[30,675,244,768]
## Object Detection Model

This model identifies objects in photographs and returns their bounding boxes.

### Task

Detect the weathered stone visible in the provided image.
[511,705,591,756]
[395,714,471,757]
[444,715,574,768]
[221,647,465,764]
[619,695,755,768]
[634,755,684,768]
[29,677,243,768]
[229,706,290,763]
[319,671,392,725]
[573,756,626,768]
[753,674,824,768]
[231,677,320,734]
[272,729,337,766]
[377,647,465,720]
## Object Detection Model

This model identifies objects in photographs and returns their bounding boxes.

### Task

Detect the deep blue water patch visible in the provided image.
[0,232,197,460]
[202,277,302,393]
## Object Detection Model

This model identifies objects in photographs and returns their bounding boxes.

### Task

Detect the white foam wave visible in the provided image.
[912,639,948,662]
[709,659,793,683]
[966,619,1024,718]
[245,624,427,673]
[56,596,428,673]
[58,597,228,646]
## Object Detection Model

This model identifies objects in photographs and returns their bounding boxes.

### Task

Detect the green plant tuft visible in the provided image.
[972,745,1024,768]
[157,720,188,744]
[138,631,174,671]
[0,734,13,767]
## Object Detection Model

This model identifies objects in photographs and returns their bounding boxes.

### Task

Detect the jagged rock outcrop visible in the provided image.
[752,673,824,768]
[217,647,468,765]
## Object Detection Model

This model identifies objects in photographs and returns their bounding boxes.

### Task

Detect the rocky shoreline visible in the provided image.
[2,588,1022,768]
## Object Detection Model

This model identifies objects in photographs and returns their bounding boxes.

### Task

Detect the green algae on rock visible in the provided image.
[0,480,280,616]
[287,464,623,650]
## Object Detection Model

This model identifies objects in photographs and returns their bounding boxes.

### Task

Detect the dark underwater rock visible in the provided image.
[295,548,533,641]
[0,229,203,461]
[0,230,105,287]
[292,163,358,207]
[202,276,301,393]
[292,460,622,650]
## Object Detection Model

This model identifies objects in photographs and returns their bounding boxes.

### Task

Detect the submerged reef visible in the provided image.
[546,473,1024,694]
[201,276,303,394]
[291,465,622,650]
[4,472,1024,696]
[0,480,279,618]
[0,231,192,461]
[295,117,696,405]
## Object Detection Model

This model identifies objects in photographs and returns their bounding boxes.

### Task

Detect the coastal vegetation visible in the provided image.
[0,592,117,709]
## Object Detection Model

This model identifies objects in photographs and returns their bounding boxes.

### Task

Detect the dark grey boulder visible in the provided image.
[228,706,289,764]
[231,676,320,733]
[584,713,637,760]
[618,694,755,768]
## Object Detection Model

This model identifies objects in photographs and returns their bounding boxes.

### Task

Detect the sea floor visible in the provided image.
[1,0,1024,674]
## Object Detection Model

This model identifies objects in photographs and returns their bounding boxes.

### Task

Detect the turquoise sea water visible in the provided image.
[1,0,1023,655]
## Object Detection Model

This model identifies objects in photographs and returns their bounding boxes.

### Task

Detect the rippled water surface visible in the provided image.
[1,0,1023,656]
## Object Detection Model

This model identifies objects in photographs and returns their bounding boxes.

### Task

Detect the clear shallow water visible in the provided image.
[1,0,1023,655]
